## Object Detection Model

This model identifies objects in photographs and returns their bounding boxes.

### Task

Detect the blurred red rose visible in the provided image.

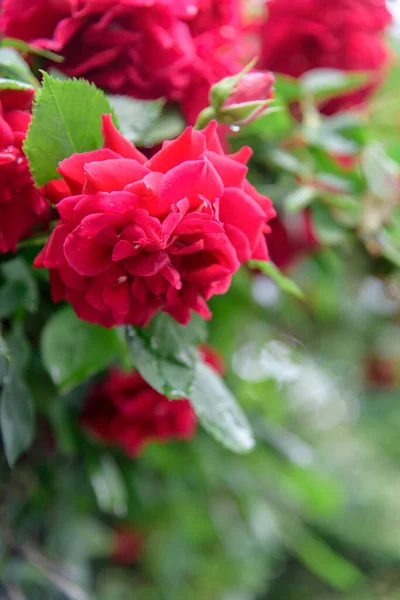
[259,0,392,114]
[34,116,275,327]
[0,88,49,253]
[111,527,144,564]
[1,0,243,123]
[267,211,318,270]
[366,356,396,390]
[80,346,224,456]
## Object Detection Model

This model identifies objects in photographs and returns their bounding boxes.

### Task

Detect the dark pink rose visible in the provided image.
[35,116,275,327]
[259,0,392,114]
[1,0,243,122]
[0,88,49,253]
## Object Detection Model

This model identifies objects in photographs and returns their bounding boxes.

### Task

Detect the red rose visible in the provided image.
[34,116,275,327]
[0,88,49,253]
[1,0,242,122]
[259,0,392,113]
[267,211,318,270]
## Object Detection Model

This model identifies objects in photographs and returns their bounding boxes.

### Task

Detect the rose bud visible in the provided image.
[220,71,275,125]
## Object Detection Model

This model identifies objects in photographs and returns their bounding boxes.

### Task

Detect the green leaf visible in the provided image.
[0,334,10,380]
[189,360,254,453]
[285,186,317,213]
[274,74,301,102]
[241,99,292,139]
[300,68,369,102]
[125,313,200,399]
[144,106,186,144]
[24,72,117,186]
[0,280,26,319]
[0,327,34,466]
[248,260,305,299]
[86,453,128,517]
[41,306,122,392]
[108,95,164,143]
[0,47,38,86]
[0,77,35,91]
[362,143,400,203]
[0,37,64,63]
[285,526,363,590]
[268,149,305,175]
[311,203,348,245]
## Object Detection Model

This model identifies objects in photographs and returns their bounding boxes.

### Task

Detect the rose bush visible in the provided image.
[0,88,49,253]
[1,0,243,123]
[35,115,275,327]
[260,0,392,113]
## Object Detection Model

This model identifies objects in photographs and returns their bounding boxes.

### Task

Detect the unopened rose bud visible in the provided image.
[220,71,275,125]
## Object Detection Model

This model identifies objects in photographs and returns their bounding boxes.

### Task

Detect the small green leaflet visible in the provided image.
[0,327,35,466]
[24,73,117,187]
[248,260,305,299]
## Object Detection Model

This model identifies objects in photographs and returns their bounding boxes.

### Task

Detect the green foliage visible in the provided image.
[24,73,117,186]
[41,306,122,392]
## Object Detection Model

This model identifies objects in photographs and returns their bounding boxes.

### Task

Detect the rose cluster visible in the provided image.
[1,0,243,124]
[260,0,392,113]
[35,116,275,327]
[0,88,49,253]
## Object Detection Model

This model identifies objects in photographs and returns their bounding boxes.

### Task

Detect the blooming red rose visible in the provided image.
[1,0,243,123]
[259,0,392,114]
[34,116,275,327]
[267,211,318,270]
[80,346,223,455]
[0,88,49,253]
